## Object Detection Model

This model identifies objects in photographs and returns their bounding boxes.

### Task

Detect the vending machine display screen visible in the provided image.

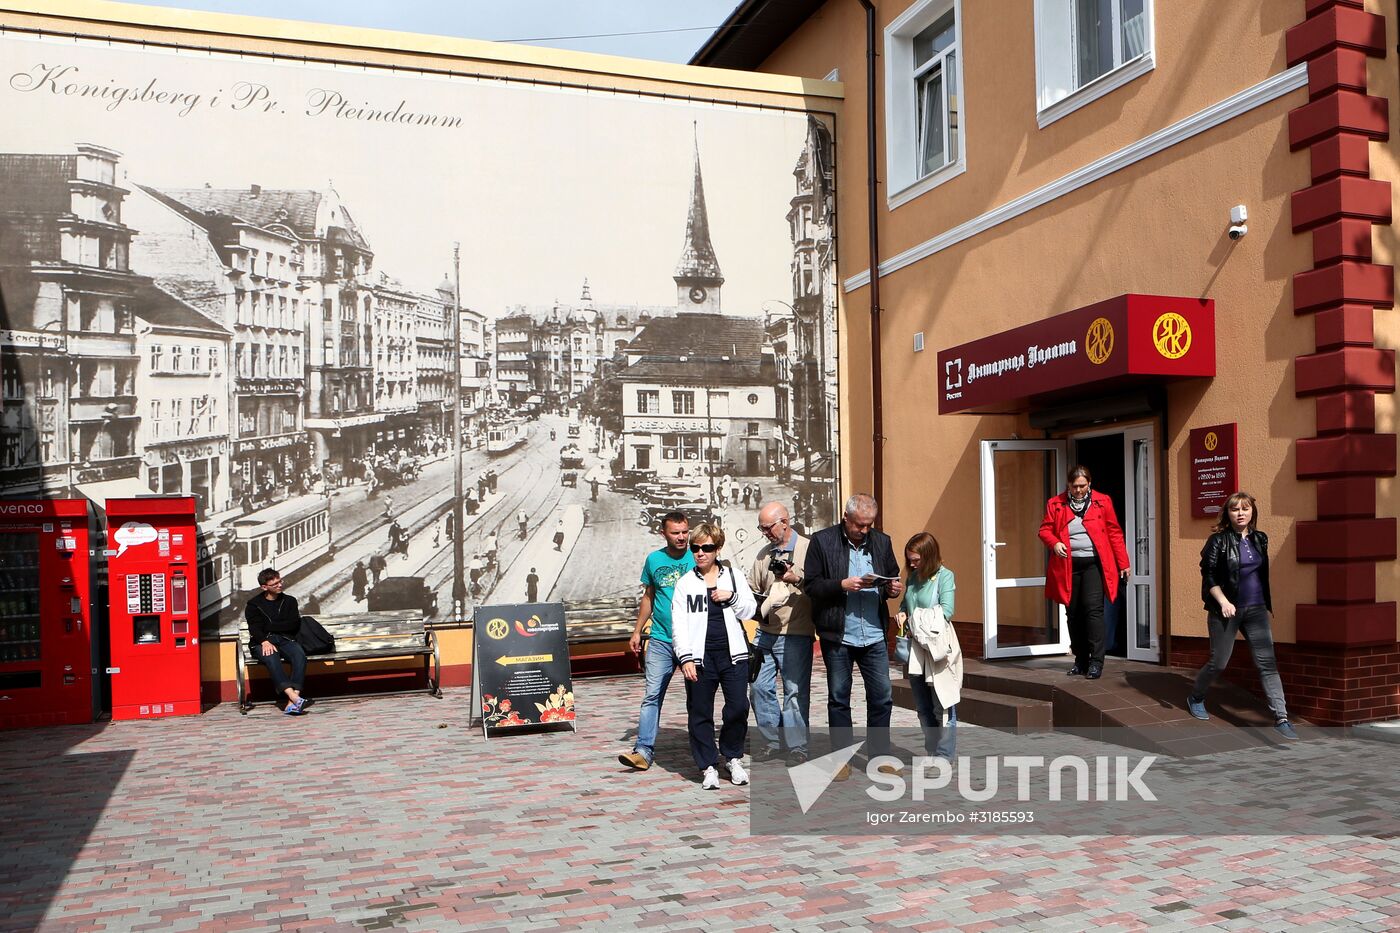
[0,532,41,665]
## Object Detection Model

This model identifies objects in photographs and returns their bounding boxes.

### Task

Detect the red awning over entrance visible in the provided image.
[937,294,1215,415]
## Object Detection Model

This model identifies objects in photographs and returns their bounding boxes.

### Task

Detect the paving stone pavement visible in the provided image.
[2,664,1399,932]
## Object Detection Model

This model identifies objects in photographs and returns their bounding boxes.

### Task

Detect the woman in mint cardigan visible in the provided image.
[897,532,956,760]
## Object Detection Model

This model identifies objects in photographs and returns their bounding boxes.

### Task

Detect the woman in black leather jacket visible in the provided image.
[1188,491,1297,739]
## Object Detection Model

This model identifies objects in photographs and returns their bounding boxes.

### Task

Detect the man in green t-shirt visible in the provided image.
[618,511,694,770]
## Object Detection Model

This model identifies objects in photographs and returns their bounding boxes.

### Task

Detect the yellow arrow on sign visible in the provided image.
[495,654,554,666]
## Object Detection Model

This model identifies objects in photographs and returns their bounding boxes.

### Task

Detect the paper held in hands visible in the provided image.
[861,573,898,588]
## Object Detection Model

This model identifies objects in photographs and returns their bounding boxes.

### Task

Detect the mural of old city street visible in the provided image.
[0,34,839,634]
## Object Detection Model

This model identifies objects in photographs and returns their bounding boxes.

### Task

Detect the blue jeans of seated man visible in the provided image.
[820,638,893,757]
[257,632,307,695]
[632,637,678,763]
[907,676,957,760]
[751,631,813,755]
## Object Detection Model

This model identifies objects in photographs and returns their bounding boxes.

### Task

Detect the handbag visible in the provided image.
[297,615,336,655]
[747,639,764,683]
[893,615,911,666]
[720,564,765,684]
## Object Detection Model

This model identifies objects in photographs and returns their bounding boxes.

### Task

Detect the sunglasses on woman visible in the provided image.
[690,543,719,553]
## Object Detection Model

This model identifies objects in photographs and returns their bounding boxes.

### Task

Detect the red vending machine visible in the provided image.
[0,499,95,730]
[105,496,201,720]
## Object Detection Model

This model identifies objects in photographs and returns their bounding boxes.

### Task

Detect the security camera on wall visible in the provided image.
[1228,204,1247,240]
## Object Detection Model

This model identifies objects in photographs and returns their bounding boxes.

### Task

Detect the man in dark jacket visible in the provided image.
[803,493,903,772]
[369,552,388,585]
[245,568,309,715]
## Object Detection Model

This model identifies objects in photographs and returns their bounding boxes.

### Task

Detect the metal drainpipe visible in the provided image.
[856,0,885,515]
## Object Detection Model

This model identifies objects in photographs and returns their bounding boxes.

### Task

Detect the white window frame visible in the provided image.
[1034,0,1155,129]
[884,0,966,210]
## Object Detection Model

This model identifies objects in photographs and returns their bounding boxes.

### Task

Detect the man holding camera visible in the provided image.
[749,502,815,765]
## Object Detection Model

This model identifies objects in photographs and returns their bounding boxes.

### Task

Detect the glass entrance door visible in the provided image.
[979,439,1069,659]
[1122,424,1158,661]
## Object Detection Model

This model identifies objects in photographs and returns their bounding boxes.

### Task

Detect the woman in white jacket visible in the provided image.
[671,522,759,790]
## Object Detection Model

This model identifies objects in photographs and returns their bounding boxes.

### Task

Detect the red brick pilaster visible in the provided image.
[1284,0,1399,723]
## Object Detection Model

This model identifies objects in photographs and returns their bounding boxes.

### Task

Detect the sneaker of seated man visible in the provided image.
[245,567,309,715]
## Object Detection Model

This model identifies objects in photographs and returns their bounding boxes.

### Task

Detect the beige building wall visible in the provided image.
[754,0,1398,648]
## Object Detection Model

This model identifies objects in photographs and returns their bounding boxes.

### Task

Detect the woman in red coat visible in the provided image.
[1038,465,1130,679]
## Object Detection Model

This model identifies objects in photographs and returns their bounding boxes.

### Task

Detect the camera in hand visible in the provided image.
[768,552,792,576]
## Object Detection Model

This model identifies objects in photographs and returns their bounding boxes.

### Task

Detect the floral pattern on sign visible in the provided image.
[481,694,527,727]
[535,684,576,723]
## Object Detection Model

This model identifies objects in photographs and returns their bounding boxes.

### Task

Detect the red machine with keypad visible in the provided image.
[105,496,200,720]
[0,499,95,730]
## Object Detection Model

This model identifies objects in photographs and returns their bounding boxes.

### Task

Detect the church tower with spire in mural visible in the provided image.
[674,129,724,314]
[616,128,780,483]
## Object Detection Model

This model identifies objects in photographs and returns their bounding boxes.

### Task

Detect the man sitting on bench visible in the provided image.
[246,568,311,715]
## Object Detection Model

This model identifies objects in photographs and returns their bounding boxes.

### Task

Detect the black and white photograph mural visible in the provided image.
[0,32,839,634]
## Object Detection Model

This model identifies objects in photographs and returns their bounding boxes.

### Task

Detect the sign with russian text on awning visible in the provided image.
[937,294,1215,414]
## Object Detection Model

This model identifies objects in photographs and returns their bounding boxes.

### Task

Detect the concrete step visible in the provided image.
[893,680,1052,733]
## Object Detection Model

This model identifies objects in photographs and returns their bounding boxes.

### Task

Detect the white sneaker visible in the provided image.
[724,758,749,786]
[701,766,720,790]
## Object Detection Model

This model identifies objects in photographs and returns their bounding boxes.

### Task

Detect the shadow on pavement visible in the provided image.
[1122,670,1276,727]
[0,722,129,933]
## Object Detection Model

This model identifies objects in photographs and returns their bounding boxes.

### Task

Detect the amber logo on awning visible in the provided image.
[1152,312,1192,359]
[1086,317,1114,365]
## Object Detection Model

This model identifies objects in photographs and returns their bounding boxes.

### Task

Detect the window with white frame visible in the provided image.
[1035,0,1152,125]
[913,11,959,180]
[884,0,965,206]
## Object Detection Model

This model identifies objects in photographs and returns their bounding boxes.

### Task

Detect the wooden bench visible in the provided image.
[563,599,640,675]
[237,610,442,713]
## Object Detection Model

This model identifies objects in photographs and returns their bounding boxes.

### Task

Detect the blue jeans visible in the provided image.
[908,676,958,760]
[751,631,813,754]
[820,638,893,756]
[633,637,678,762]
[257,633,307,695]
